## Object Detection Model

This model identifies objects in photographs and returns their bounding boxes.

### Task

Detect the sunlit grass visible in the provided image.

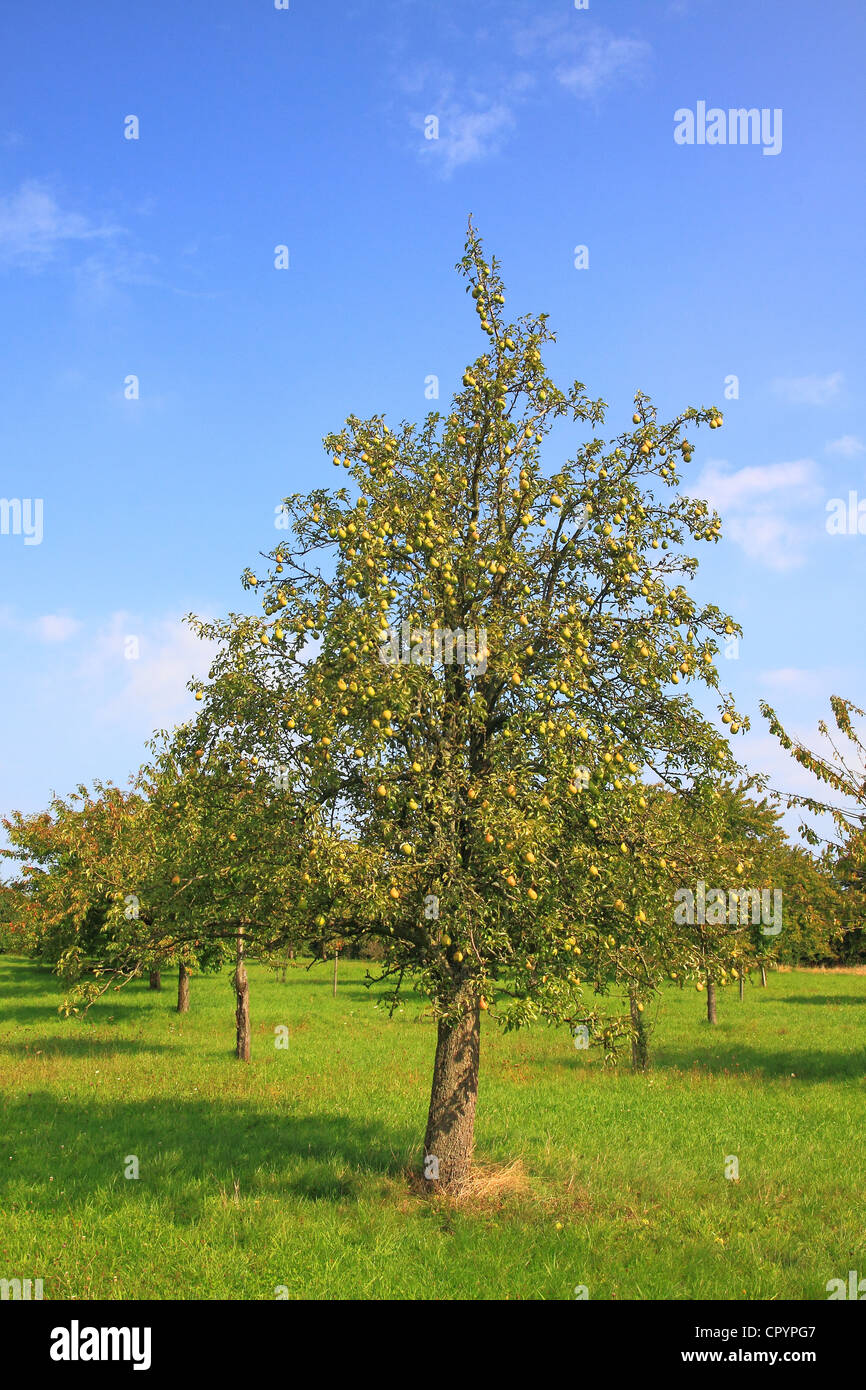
[1,955,864,1299]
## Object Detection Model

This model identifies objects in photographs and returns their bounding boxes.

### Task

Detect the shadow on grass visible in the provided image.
[0,1092,409,1213]
[0,959,177,1026]
[537,1036,866,1081]
[0,1036,173,1058]
[0,1000,142,1026]
[776,996,866,1008]
[650,1040,866,1081]
[0,962,65,995]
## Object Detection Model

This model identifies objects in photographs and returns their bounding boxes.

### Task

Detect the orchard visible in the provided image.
[3,228,859,1204]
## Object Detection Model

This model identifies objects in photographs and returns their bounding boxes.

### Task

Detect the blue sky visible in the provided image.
[1,0,864,845]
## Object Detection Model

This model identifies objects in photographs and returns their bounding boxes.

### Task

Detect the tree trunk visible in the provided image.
[177,961,190,1013]
[760,963,767,988]
[332,950,338,997]
[738,973,745,1003]
[629,991,650,1070]
[706,978,717,1025]
[234,928,251,1062]
[423,988,481,1195]
[149,970,161,991]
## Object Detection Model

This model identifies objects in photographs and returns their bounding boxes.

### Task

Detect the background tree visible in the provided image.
[139,729,324,1057]
[0,877,29,954]
[2,776,220,1017]
[762,696,866,958]
[2,786,151,1006]
[574,780,791,1050]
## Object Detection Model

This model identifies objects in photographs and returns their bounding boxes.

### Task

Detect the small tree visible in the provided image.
[2,776,223,1017]
[574,781,791,1045]
[139,728,331,1058]
[2,786,160,1005]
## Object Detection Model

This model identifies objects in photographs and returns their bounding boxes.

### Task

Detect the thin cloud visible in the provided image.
[417,101,515,175]
[33,614,82,643]
[772,372,844,406]
[71,246,161,311]
[76,612,219,729]
[409,16,651,175]
[723,515,812,572]
[695,459,821,571]
[739,729,844,838]
[697,459,820,512]
[0,180,121,269]
[759,667,845,698]
[825,435,864,458]
[512,18,651,97]
[0,609,82,643]
[555,36,650,97]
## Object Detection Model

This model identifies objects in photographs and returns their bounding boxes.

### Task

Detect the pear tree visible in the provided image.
[3,774,231,1019]
[762,695,866,956]
[559,779,785,1055]
[187,224,746,1192]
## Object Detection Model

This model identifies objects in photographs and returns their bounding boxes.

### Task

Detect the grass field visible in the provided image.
[1,954,864,1300]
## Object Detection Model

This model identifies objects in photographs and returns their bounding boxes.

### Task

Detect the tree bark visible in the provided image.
[706,978,717,1024]
[234,928,251,1062]
[177,961,190,1013]
[738,973,745,1003]
[423,988,481,1195]
[629,991,650,1070]
[332,950,338,997]
[760,963,767,988]
[149,970,161,991]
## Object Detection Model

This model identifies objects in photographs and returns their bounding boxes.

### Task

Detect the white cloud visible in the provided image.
[825,435,865,458]
[0,612,223,824]
[739,732,825,839]
[410,19,650,175]
[512,19,650,96]
[0,606,217,731]
[76,612,219,729]
[723,515,812,572]
[759,668,844,698]
[33,614,82,643]
[418,101,515,174]
[772,372,844,406]
[0,180,120,268]
[696,459,820,512]
[555,36,650,97]
[695,459,821,571]
[0,609,82,642]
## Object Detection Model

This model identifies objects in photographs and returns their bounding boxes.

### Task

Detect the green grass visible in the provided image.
[1,954,864,1300]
